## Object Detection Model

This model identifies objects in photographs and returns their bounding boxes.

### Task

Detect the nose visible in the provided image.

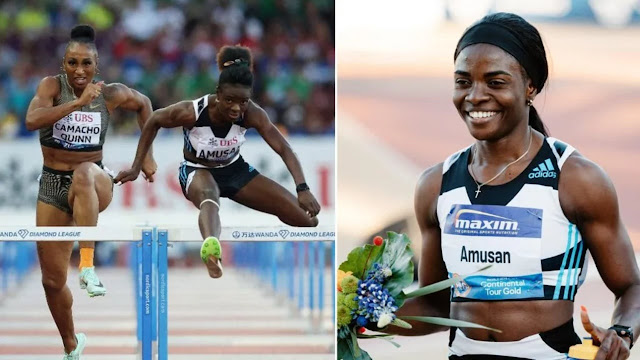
[465,83,490,105]
[230,103,240,111]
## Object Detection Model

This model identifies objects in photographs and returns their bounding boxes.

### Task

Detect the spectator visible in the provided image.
[0,0,335,136]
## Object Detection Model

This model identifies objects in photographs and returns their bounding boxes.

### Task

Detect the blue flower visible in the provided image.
[365,262,393,283]
[356,316,368,327]
[354,278,398,325]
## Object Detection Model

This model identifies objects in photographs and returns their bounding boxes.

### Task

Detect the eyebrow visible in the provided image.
[454,70,512,77]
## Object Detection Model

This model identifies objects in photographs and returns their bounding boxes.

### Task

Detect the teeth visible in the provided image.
[469,111,497,119]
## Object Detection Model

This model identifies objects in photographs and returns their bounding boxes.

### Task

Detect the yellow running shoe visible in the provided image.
[200,237,223,278]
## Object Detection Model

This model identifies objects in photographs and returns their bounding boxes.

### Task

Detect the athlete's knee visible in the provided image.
[199,186,220,203]
[72,163,98,190]
[41,271,67,292]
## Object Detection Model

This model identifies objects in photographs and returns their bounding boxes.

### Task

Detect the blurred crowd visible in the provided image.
[0,0,335,138]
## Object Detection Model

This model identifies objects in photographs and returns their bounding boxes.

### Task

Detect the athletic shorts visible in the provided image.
[448,318,581,360]
[178,156,260,199]
[37,162,114,214]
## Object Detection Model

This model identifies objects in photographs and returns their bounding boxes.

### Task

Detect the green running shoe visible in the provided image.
[200,236,223,278]
[79,267,107,297]
[63,333,86,359]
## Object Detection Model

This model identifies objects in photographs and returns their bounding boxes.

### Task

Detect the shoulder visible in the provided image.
[415,163,444,226]
[243,99,269,127]
[559,152,617,222]
[416,163,444,199]
[37,76,61,93]
[168,100,198,124]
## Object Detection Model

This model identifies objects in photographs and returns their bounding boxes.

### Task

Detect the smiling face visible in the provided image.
[62,42,98,95]
[453,43,536,141]
[215,83,252,123]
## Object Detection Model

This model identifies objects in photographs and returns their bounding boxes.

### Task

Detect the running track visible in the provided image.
[0,267,334,359]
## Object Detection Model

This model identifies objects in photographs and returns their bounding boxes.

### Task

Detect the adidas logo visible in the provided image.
[528,158,557,179]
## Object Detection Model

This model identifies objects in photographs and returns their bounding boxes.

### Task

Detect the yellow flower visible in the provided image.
[337,270,353,291]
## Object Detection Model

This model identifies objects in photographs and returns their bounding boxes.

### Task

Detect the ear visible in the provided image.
[526,78,538,101]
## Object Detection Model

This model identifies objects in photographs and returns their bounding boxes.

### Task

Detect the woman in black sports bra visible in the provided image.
[115,45,321,279]
[392,13,640,360]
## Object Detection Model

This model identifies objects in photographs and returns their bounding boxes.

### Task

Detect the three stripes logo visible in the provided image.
[528,158,557,179]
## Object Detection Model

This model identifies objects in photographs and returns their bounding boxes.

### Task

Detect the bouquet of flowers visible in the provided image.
[337,231,496,360]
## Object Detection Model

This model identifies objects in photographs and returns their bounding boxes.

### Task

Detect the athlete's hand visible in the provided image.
[77,81,104,107]
[581,306,631,359]
[114,167,141,185]
[298,191,321,218]
[141,155,157,182]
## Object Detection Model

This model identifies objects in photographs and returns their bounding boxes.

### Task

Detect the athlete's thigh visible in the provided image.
[186,169,221,208]
[67,162,114,212]
[231,174,304,218]
[36,201,75,275]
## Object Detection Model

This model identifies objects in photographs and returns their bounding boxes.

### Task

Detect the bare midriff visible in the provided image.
[451,300,574,341]
[41,146,103,171]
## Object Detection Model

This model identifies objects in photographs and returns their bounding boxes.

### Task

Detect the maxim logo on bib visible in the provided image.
[528,158,557,179]
[53,111,101,147]
[444,204,542,238]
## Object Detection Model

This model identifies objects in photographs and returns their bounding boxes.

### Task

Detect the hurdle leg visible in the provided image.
[158,230,169,360]
[141,230,153,360]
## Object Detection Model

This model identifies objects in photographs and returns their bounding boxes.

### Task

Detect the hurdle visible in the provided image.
[0,225,336,359]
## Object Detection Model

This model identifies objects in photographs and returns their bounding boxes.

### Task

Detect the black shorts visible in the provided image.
[37,162,113,214]
[448,318,580,359]
[178,156,260,199]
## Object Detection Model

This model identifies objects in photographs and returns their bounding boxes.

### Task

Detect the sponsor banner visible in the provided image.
[443,204,543,238]
[0,225,336,242]
[172,226,336,242]
[450,273,544,300]
[0,136,334,212]
[0,226,148,241]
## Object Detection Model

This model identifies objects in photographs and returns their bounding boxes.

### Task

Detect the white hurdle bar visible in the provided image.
[0,225,336,360]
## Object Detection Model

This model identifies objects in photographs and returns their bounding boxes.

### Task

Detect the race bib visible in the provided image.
[190,126,245,162]
[53,111,102,147]
[442,204,544,300]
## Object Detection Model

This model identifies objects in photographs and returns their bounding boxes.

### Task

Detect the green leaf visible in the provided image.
[339,239,385,279]
[337,338,354,360]
[356,333,396,339]
[400,316,502,333]
[345,329,372,360]
[382,337,401,348]
[403,265,491,298]
[394,291,407,308]
[390,317,412,329]
[380,232,414,298]
[356,334,402,349]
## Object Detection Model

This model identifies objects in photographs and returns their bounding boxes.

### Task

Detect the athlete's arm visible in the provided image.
[246,101,321,217]
[103,83,153,131]
[114,101,195,184]
[26,76,101,131]
[104,83,157,181]
[560,153,640,356]
[391,164,451,335]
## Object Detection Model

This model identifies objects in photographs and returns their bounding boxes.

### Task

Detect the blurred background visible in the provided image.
[0,0,335,359]
[338,0,640,358]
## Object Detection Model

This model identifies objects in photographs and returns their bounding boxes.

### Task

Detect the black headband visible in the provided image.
[455,22,541,90]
